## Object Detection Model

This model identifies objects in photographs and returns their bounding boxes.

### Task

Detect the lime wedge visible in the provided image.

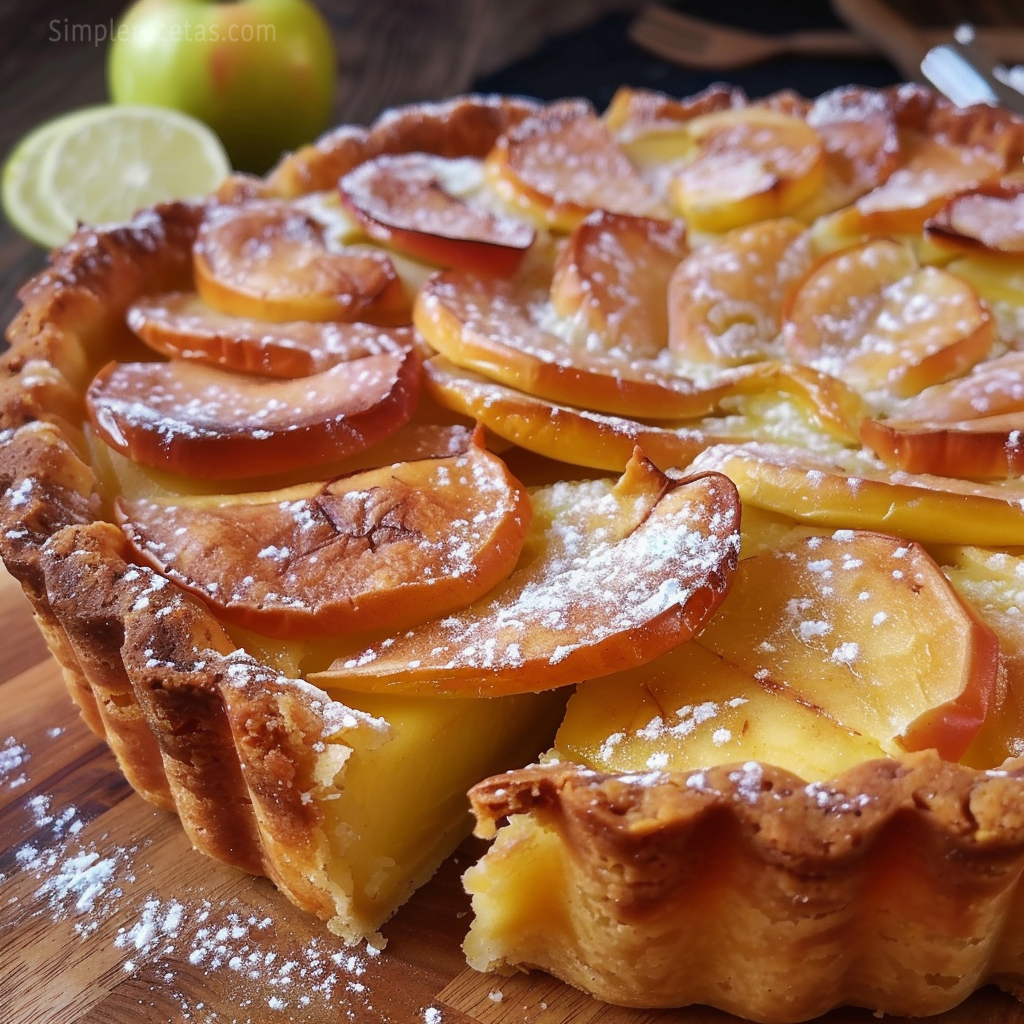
[2,105,112,248]
[34,106,231,246]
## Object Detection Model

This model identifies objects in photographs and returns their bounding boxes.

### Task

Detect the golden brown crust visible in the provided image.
[0,199,366,930]
[0,202,208,706]
[266,93,542,197]
[470,757,1024,882]
[466,759,1024,1019]
[2,202,205,440]
[38,516,351,924]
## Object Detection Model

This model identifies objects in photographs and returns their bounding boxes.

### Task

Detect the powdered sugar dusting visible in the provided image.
[119,443,524,634]
[335,472,740,685]
[2,726,399,1022]
[1,735,30,789]
[14,790,138,937]
[113,898,379,1015]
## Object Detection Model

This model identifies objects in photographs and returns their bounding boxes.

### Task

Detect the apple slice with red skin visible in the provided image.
[925,180,1024,256]
[87,345,420,479]
[194,201,409,324]
[311,449,741,697]
[484,100,668,231]
[415,270,732,419]
[90,418,479,504]
[338,153,535,276]
[801,86,901,214]
[127,291,415,377]
[695,530,999,762]
[663,107,826,232]
[898,351,1024,423]
[115,431,530,640]
[550,209,688,359]
[824,135,1004,236]
[688,441,1024,546]
[423,351,863,473]
[668,218,812,366]
[783,238,994,398]
[861,413,1024,479]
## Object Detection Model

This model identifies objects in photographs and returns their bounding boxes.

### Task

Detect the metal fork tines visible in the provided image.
[921,25,1024,114]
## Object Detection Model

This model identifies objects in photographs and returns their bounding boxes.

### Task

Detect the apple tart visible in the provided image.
[6,83,1024,1021]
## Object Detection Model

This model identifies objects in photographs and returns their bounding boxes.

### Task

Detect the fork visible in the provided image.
[627,6,874,70]
[920,26,1024,114]
[629,3,1024,72]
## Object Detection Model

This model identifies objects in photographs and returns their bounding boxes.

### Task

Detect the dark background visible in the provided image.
[0,0,904,339]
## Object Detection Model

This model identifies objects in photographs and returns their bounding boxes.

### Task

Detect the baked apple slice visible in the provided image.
[721,360,866,443]
[822,135,1005,237]
[418,264,863,439]
[942,545,1024,767]
[695,530,999,762]
[338,153,535,275]
[668,218,812,365]
[602,83,744,139]
[415,271,730,419]
[925,180,1024,256]
[861,413,1024,479]
[625,107,825,232]
[550,209,688,358]
[484,100,667,231]
[898,351,1024,423]
[423,355,855,470]
[945,253,1024,306]
[115,433,530,639]
[424,349,864,467]
[194,201,409,324]
[688,441,1024,546]
[312,450,740,697]
[783,238,994,397]
[89,418,478,506]
[556,639,888,783]
[87,346,420,479]
[422,356,723,471]
[127,291,414,377]
[796,86,901,217]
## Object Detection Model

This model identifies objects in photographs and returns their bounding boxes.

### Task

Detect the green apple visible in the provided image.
[107,0,337,172]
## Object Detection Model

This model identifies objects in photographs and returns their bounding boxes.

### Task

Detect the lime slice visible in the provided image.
[38,106,231,243]
[2,105,112,248]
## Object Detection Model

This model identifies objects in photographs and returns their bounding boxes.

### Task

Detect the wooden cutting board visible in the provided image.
[1,561,1022,1024]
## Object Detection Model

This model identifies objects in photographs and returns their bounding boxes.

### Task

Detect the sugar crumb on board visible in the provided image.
[2,730,387,1023]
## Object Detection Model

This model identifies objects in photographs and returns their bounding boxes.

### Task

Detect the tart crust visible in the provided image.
[467,758,1024,1022]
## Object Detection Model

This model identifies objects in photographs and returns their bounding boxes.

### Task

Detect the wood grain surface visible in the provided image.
[4,562,1024,1024]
